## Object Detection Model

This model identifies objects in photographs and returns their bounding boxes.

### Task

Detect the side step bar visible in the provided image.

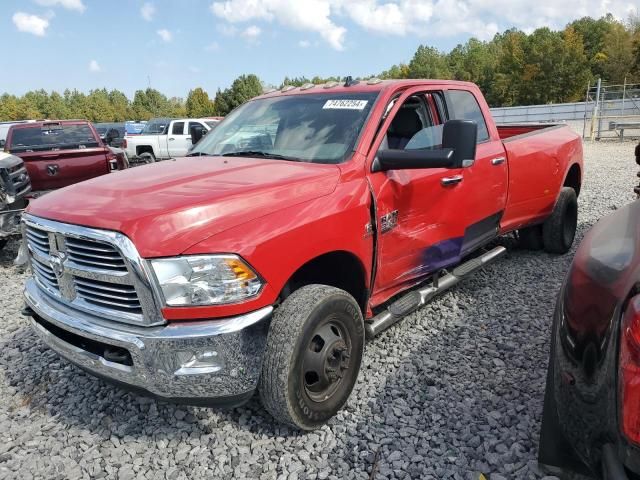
[365,246,506,339]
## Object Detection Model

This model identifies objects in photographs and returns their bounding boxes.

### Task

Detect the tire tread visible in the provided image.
[259,284,362,430]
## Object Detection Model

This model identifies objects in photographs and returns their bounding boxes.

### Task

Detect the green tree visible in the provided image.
[0,94,20,121]
[448,38,498,95]
[491,29,527,106]
[213,74,263,116]
[379,64,410,79]
[407,45,451,79]
[569,15,616,78]
[601,22,636,83]
[109,89,132,121]
[47,91,70,119]
[185,87,214,117]
[86,89,115,122]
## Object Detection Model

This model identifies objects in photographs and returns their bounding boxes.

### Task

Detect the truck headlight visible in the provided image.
[150,255,263,306]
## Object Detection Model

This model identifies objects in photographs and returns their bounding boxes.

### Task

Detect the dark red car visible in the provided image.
[5,120,127,193]
[539,199,640,478]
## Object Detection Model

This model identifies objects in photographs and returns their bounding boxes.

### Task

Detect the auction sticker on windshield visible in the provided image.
[323,99,368,110]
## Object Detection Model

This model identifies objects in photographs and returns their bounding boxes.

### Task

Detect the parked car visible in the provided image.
[94,122,126,148]
[4,120,127,193]
[539,199,640,479]
[0,152,31,251]
[0,120,37,149]
[122,117,218,163]
[125,120,146,136]
[22,79,582,429]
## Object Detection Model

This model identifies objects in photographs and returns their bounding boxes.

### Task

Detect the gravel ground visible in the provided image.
[0,139,637,480]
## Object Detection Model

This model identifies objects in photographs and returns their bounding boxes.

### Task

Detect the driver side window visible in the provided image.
[382,94,443,152]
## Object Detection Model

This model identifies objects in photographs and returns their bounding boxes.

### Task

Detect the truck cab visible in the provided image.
[23,79,582,430]
[123,118,217,163]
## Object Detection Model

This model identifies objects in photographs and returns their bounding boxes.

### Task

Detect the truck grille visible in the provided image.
[74,277,142,314]
[23,216,163,327]
[65,237,128,272]
[30,255,59,292]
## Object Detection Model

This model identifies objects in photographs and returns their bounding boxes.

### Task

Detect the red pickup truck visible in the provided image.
[22,79,582,429]
[5,120,127,193]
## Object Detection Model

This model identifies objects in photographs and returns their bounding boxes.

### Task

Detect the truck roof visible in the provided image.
[8,119,91,130]
[257,79,479,99]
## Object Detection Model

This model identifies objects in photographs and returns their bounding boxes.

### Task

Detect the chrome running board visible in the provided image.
[365,246,507,339]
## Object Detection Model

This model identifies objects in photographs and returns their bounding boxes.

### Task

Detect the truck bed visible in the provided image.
[498,123,582,233]
[497,123,565,140]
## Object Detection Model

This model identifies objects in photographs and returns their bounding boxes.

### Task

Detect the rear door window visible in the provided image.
[9,124,99,152]
[171,122,185,135]
[446,90,489,142]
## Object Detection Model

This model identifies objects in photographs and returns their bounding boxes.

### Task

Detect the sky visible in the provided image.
[3,0,639,99]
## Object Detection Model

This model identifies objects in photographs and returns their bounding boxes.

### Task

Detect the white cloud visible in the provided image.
[210,0,638,49]
[35,0,85,12]
[157,29,173,42]
[189,66,201,73]
[140,2,155,21]
[211,0,346,50]
[88,59,101,72]
[205,41,221,51]
[12,12,50,36]
[242,25,262,39]
[298,40,311,48]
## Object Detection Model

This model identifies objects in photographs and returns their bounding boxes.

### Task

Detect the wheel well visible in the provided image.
[281,251,368,313]
[564,164,581,197]
[136,146,154,156]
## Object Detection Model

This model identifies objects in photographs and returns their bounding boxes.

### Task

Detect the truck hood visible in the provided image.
[27,156,340,257]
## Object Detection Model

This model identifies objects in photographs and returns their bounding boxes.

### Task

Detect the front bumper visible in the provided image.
[24,278,271,406]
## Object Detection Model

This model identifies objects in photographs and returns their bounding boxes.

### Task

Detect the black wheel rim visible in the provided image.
[563,201,578,247]
[302,317,352,403]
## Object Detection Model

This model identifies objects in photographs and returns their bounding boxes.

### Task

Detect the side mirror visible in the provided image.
[105,128,120,146]
[373,119,477,172]
[190,125,205,144]
[0,139,5,149]
[442,119,477,168]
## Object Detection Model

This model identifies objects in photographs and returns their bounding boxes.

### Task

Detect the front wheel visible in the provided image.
[0,238,7,252]
[542,187,578,254]
[259,284,364,430]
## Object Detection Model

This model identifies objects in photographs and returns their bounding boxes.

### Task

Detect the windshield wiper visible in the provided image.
[185,151,211,157]
[220,151,302,161]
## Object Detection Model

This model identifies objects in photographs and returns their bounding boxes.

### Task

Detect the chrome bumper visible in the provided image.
[24,278,271,405]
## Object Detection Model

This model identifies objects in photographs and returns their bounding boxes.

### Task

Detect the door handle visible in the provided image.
[491,156,506,165]
[168,137,175,141]
[441,175,463,186]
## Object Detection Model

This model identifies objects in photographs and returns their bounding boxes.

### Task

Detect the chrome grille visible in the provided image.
[23,215,164,327]
[31,255,59,292]
[25,226,50,257]
[75,277,142,313]
[65,237,128,272]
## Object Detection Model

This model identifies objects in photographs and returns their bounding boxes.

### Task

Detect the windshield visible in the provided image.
[9,124,100,152]
[142,119,170,135]
[95,123,124,136]
[190,92,378,164]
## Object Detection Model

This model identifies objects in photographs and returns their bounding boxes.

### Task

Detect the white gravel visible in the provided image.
[0,139,637,480]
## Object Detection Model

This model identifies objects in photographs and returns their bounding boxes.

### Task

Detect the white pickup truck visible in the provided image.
[122,117,220,163]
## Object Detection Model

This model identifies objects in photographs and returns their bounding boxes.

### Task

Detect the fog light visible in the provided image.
[174,350,223,376]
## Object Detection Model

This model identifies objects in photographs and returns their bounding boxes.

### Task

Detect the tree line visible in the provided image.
[1,14,639,122]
